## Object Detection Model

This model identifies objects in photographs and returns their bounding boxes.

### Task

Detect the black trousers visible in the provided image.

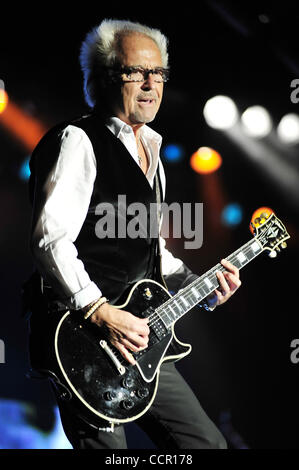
[55,361,227,450]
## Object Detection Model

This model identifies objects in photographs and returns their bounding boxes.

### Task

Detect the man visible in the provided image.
[28,19,241,449]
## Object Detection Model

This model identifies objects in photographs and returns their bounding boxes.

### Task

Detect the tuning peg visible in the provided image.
[280,242,287,249]
[268,250,277,258]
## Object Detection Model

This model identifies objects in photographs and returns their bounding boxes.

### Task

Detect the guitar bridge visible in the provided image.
[100,340,125,375]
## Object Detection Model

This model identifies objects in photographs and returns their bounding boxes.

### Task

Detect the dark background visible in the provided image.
[0,0,299,449]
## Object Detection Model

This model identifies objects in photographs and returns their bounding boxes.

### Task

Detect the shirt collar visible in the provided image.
[106,116,162,146]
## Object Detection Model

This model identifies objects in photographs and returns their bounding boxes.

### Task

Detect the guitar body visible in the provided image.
[30,279,191,426]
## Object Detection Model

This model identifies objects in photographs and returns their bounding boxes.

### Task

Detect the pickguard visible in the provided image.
[136,332,173,382]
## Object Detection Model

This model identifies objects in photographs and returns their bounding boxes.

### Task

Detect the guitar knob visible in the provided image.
[137,388,149,399]
[122,377,134,388]
[121,399,134,410]
[268,250,277,258]
[103,391,116,401]
[281,242,287,249]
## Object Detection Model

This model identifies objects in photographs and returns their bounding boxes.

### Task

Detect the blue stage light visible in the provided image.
[162,144,184,163]
[221,203,243,227]
[19,157,31,181]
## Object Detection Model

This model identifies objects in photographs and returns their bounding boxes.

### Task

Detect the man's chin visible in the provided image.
[131,111,157,124]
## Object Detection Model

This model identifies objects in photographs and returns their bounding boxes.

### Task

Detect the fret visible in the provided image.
[191,287,201,303]
[251,240,261,253]
[231,258,242,269]
[204,278,214,290]
[172,300,186,319]
[246,249,255,261]
[162,306,175,326]
[165,304,177,319]
[206,275,218,289]
[236,251,247,265]
[179,296,190,309]
[184,292,198,309]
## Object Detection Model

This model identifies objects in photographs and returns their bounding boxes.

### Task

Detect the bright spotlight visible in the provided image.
[190,147,222,174]
[241,105,272,138]
[203,95,238,130]
[0,80,8,114]
[277,113,299,144]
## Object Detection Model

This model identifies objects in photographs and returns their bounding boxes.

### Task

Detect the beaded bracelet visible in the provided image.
[83,297,108,320]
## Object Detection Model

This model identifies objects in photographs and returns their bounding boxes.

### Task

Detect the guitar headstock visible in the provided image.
[250,207,290,258]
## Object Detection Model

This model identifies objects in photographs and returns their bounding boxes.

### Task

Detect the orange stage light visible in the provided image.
[190,147,222,174]
[250,206,274,234]
[0,95,47,152]
[0,89,8,114]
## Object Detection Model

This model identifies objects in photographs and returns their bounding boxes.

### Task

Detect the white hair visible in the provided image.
[79,19,169,108]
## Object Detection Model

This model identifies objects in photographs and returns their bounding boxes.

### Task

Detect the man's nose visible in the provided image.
[141,73,156,90]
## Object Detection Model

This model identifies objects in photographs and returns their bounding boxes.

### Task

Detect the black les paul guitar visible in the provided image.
[30,209,289,428]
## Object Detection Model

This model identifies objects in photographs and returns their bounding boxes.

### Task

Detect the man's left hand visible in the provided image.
[206,259,241,309]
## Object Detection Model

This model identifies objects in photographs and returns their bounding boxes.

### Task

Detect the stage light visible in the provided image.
[0,99,47,152]
[19,157,31,181]
[221,203,243,227]
[277,113,299,144]
[190,146,222,174]
[162,144,184,163]
[203,95,238,130]
[0,87,8,114]
[241,105,272,138]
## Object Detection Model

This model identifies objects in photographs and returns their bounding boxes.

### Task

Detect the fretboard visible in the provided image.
[156,237,263,328]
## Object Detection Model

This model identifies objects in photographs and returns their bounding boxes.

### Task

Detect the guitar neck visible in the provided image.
[156,237,263,328]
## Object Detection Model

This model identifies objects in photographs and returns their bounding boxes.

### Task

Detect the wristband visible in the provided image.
[83,297,108,320]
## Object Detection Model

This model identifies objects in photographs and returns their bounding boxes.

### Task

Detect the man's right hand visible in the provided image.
[90,302,150,365]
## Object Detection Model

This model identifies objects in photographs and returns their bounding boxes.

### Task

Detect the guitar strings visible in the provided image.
[146,239,260,329]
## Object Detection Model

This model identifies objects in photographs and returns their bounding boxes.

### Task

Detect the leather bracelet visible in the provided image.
[83,297,108,320]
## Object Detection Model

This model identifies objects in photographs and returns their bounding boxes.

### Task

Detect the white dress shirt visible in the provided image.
[31,116,183,310]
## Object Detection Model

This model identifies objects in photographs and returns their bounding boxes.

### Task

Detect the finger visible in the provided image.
[214,289,224,302]
[216,271,231,296]
[124,331,149,348]
[120,329,149,348]
[221,259,239,277]
[115,342,136,365]
[109,324,149,349]
[223,272,242,291]
[121,337,148,352]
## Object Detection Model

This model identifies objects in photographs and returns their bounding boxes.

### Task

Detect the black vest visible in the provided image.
[30,114,163,304]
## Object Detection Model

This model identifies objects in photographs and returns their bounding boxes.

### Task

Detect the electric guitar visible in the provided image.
[30,208,289,428]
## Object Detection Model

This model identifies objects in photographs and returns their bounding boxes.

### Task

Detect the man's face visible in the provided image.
[112,33,164,126]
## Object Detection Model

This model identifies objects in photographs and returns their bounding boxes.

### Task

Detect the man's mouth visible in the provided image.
[137,98,156,106]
